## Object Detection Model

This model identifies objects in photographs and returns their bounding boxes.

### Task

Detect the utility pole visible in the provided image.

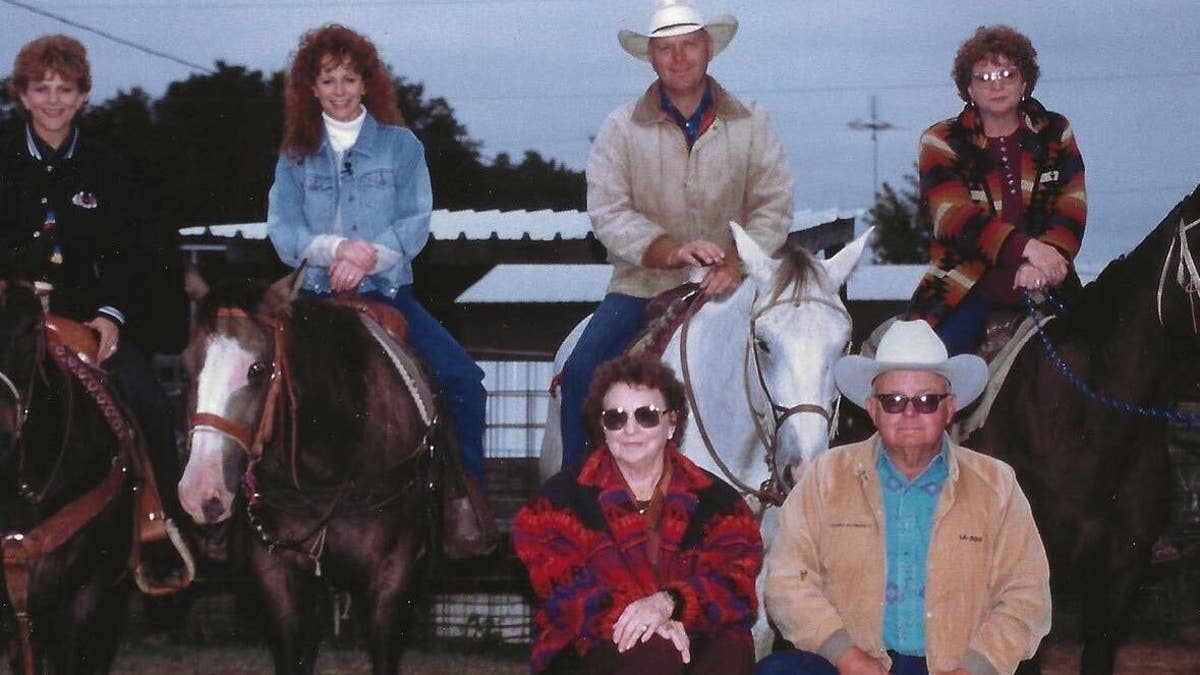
[847,95,896,196]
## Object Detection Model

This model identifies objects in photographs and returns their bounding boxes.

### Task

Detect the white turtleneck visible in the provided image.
[323,106,366,153]
[301,105,401,278]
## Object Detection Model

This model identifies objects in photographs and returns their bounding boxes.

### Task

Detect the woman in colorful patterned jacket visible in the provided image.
[906,25,1086,356]
[514,354,763,675]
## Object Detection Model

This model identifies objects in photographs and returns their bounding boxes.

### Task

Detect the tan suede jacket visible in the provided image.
[765,435,1051,675]
[585,78,793,298]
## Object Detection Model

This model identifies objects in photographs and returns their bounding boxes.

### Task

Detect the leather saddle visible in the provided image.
[327,296,409,344]
[627,282,706,358]
[44,314,101,366]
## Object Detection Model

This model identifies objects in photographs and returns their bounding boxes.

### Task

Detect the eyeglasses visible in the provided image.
[600,405,667,431]
[874,393,950,415]
[972,68,1019,84]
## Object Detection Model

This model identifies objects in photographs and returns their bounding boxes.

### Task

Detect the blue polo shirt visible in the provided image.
[877,439,949,657]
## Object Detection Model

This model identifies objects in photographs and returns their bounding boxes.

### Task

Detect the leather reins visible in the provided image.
[1156,216,1200,332]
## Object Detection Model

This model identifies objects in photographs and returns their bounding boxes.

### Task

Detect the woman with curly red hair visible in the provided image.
[906,25,1087,356]
[267,24,487,489]
[514,353,763,674]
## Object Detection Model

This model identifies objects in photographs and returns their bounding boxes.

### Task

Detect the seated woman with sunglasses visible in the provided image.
[514,353,763,675]
[905,25,1086,356]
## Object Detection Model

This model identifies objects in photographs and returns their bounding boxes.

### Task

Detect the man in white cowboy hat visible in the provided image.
[559,0,794,466]
[760,320,1051,675]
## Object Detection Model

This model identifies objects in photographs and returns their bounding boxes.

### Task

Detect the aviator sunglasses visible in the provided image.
[971,68,1019,83]
[600,405,667,431]
[874,393,951,415]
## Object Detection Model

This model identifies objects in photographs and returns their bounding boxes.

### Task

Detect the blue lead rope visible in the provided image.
[1022,291,1200,429]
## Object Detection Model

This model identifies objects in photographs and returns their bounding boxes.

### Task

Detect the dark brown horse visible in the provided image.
[178,270,438,674]
[0,278,133,674]
[967,185,1200,674]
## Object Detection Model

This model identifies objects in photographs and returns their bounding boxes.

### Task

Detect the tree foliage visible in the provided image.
[0,62,584,232]
[865,170,931,264]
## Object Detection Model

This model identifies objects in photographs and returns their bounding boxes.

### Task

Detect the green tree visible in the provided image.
[866,170,931,263]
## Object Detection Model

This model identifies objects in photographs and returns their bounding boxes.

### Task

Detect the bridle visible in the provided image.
[1156,216,1200,332]
[1,319,68,506]
[679,288,850,511]
[187,307,296,481]
[747,294,849,452]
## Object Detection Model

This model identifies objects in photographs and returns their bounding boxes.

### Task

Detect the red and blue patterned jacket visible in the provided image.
[513,445,762,673]
[906,97,1086,327]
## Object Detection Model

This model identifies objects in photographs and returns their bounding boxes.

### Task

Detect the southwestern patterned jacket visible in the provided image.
[906,97,1086,327]
[513,446,762,673]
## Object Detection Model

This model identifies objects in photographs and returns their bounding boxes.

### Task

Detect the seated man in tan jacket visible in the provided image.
[761,320,1051,675]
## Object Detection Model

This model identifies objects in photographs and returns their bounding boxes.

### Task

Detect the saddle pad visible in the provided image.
[954,314,1054,439]
[627,283,706,358]
[357,314,436,428]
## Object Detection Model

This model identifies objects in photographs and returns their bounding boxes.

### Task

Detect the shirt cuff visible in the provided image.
[962,649,1000,675]
[97,306,125,326]
[301,234,347,267]
[370,244,402,275]
[817,629,854,666]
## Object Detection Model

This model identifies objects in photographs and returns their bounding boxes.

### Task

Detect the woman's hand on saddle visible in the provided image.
[329,259,367,293]
[699,264,744,297]
[668,239,726,269]
[612,591,675,653]
[1022,240,1069,286]
[86,316,120,362]
[655,620,691,663]
[335,239,378,272]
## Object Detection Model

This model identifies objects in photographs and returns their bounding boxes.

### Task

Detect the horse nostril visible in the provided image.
[201,496,226,523]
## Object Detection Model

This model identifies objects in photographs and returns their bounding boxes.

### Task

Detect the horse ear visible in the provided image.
[730,221,775,280]
[823,227,874,289]
[261,260,308,316]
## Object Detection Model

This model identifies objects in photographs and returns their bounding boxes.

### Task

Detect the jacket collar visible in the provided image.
[25,123,79,162]
[320,111,382,158]
[631,76,750,126]
[850,432,962,484]
[955,96,1051,152]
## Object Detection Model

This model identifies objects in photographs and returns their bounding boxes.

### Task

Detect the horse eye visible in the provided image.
[755,337,771,355]
[247,361,271,382]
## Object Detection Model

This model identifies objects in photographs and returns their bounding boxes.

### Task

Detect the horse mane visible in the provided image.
[767,243,820,305]
[1063,189,1198,341]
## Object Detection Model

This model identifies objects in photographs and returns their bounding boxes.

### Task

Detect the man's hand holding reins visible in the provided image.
[329,258,367,293]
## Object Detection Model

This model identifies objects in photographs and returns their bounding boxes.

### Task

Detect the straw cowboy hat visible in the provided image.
[618,0,738,61]
[834,320,988,409]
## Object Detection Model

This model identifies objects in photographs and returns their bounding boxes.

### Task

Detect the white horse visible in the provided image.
[540,222,873,655]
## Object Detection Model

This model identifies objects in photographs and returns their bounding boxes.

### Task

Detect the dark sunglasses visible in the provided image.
[874,393,950,415]
[600,405,667,431]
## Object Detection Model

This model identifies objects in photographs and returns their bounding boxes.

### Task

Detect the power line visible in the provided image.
[1,0,214,74]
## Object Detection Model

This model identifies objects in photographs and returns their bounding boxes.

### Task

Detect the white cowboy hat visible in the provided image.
[618,0,738,61]
[834,320,988,410]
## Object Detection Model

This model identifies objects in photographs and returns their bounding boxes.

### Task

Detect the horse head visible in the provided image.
[178,265,305,525]
[732,222,872,486]
[0,279,43,470]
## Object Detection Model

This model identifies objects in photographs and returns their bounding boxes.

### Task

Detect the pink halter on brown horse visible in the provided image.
[178,267,449,674]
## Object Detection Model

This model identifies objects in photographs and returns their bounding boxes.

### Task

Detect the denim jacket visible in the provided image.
[267,113,432,297]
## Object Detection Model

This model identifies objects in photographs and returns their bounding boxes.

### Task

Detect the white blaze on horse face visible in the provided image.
[179,335,258,524]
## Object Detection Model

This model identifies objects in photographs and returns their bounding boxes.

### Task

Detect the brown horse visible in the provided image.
[0,278,132,674]
[178,270,438,675]
[967,185,1200,674]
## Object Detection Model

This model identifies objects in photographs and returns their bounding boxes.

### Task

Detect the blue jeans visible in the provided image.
[109,341,180,516]
[559,293,648,470]
[304,287,487,488]
[935,291,996,357]
[756,649,928,675]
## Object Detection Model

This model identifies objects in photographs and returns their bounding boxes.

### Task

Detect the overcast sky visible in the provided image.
[2,0,1198,268]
